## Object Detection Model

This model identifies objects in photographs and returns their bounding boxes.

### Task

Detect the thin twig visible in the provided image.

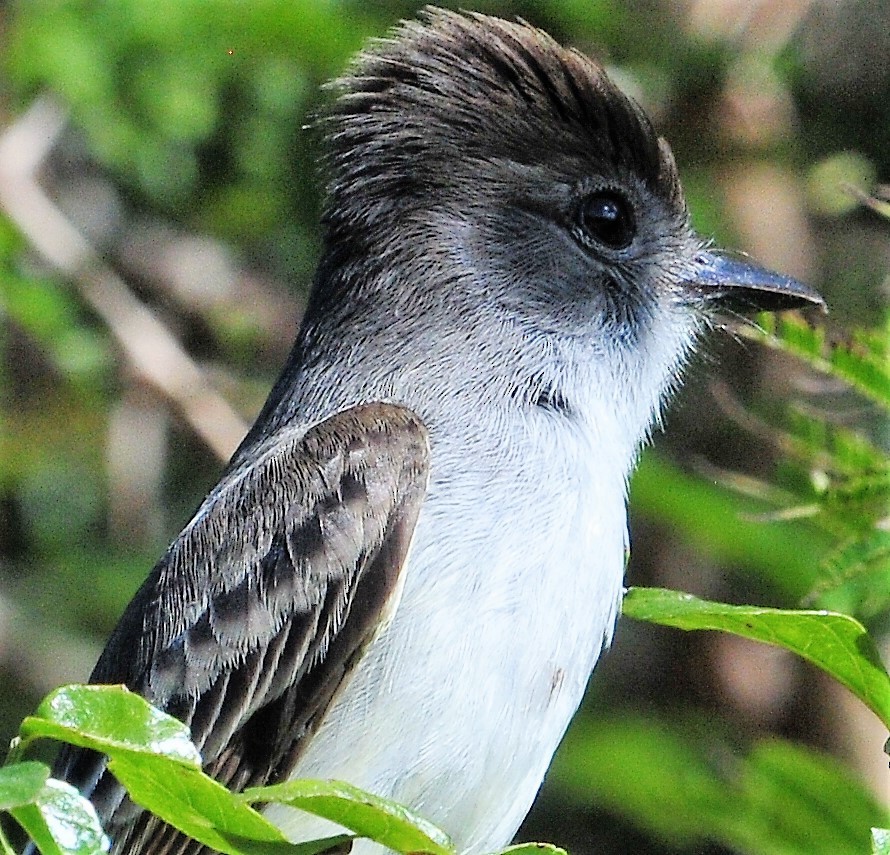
[0,96,248,461]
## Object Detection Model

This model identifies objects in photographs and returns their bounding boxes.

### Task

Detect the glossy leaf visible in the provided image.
[872,828,890,855]
[17,685,200,767]
[15,686,440,855]
[105,756,302,855]
[622,587,890,728]
[0,762,49,810]
[242,779,454,855]
[494,844,569,855]
[10,779,109,855]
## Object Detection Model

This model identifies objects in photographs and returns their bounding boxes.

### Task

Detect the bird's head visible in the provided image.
[302,9,823,429]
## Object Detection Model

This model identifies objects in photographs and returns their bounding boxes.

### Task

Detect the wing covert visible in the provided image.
[55,402,429,854]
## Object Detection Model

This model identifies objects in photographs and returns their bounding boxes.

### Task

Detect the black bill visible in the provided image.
[688,251,826,313]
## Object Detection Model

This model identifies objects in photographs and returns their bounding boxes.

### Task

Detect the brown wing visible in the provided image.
[55,403,429,855]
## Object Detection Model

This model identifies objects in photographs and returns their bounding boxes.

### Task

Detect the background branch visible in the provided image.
[0,96,247,462]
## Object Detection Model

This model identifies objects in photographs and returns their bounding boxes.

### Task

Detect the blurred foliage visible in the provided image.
[553,713,888,855]
[4,0,371,282]
[601,311,890,853]
[0,1,888,855]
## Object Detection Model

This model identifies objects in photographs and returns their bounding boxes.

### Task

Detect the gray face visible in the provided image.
[436,157,698,345]
[307,12,695,347]
[302,10,820,381]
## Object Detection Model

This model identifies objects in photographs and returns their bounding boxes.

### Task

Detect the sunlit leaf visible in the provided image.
[622,587,890,729]
[242,779,455,855]
[0,761,49,810]
[11,779,109,855]
[872,827,890,855]
[17,685,200,767]
[108,756,308,855]
[493,844,569,855]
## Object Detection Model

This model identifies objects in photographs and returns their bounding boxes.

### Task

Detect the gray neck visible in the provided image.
[237,270,698,487]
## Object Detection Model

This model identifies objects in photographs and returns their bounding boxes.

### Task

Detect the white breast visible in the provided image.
[263,404,630,853]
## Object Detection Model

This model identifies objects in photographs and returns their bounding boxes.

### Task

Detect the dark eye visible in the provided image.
[577,191,635,251]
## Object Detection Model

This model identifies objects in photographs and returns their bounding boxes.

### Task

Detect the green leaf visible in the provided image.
[0,762,49,810]
[552,714,737,846]
[816,530,890,599]
[872,828,890,855]
[16,686,305,853]
[493,844,569,855]
[14,687,437,855]
[748,316,890,410]
[10,778,109,855]
[821,470,890,522]
[107,756,304,855]
[784,406,886,476]
[242,779,455,855]
[17,684,201,767]
[743,740,886,854]
[622,587,890,728]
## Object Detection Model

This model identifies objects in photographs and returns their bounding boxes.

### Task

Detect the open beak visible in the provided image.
[688,251,826,313]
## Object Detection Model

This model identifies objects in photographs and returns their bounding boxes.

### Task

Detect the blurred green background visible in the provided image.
[1,1,888,853]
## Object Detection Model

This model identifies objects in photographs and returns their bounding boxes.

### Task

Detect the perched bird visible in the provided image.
[52,8,824,855]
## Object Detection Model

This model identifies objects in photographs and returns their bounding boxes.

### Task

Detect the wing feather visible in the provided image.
[54,403,429,855]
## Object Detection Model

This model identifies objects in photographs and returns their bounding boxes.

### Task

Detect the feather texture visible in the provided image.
[55,403,428,855]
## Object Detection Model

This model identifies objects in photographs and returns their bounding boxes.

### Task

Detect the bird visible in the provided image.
[49,8,825,855]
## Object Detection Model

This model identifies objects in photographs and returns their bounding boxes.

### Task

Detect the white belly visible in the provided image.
[263,410,629,853]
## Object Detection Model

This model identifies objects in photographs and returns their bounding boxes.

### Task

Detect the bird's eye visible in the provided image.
[577,191,635,251]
